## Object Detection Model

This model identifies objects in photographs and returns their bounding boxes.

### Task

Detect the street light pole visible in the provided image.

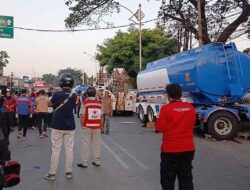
[114,2,144,71]
[82,51,98,77]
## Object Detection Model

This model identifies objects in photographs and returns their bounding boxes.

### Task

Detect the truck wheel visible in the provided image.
[138,106,148,124]
[207,111,238,140]
[147,107,155,122]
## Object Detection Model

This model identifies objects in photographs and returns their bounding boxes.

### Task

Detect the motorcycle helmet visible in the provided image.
[59,73,74,88]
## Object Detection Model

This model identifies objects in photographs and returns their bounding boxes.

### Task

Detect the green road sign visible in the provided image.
[0,15,14,39]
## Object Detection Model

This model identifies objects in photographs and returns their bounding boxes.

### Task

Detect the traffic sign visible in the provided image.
[134,9,145,21]
[0,15,14,39]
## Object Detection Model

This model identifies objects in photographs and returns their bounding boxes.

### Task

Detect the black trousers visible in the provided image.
[37,112,48,134]
[47,113,53,128]
[160,151,194,190]
[29,114,37,128]
[18,115,29,137]
[4,112,15,143]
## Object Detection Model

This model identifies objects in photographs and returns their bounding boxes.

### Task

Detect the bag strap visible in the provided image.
[53,91,74,112]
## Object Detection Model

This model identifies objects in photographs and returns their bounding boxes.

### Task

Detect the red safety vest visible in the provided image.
[82,99,102,129]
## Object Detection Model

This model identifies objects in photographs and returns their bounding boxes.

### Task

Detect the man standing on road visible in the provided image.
[156,84,196,190]
[16,89,32,140]
[35,90,50,138]
[44,73,77,181]
[77,87,102,168]
[3,90,16,143]
[101,90,113,135]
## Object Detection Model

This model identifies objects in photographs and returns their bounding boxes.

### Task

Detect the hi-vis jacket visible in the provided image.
[82,98,102,129]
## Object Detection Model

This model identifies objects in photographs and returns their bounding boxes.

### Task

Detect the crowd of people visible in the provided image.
[0,73,195,190]
[0,72,114,187]
[0,88,52,142]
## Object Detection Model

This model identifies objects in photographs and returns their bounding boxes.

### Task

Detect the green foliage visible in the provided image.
[0,51,10,67]
[57,67,83,86]
[96,27,178,77]
[87,75,96,85]
[42,73,58,86]
[64,0,115,28]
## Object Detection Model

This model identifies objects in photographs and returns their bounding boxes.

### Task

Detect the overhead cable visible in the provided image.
[11,19,158,33]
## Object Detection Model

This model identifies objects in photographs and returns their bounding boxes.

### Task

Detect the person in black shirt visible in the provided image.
[44,73,77,181]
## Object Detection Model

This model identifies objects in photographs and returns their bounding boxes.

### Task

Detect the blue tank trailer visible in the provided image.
[136,42,250,140]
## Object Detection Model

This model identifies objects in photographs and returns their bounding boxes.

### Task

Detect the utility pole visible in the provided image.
[10,72,13,90]
[139,4,142,72]
[197,0,203,46]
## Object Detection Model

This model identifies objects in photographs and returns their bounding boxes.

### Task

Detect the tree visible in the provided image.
[64,0,250,45]
[87,75,96,85]
[0,51,10,67]
[96,27,178,76]
[159,0,250,45]
[42,73,58,86]
[64,0,116,28]
[58,67,83,86]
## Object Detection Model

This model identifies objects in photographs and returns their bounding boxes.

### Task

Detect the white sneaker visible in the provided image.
[44,173,56,181]
[65,172,73,179]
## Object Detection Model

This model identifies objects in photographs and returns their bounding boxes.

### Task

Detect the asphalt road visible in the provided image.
[8,115,250,190]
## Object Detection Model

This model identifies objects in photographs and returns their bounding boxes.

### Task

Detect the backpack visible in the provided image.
[0,161,20,188]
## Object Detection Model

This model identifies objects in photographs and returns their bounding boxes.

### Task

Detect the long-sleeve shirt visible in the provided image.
[156,101,196,153]
[16,95,32,115]
[3,97,16,113]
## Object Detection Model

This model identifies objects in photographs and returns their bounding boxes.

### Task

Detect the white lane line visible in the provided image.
[119,122,136,124]
[104,136,148,170]
[101,140,130,170]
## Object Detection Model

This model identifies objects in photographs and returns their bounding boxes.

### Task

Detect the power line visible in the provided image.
[11,19,158,33]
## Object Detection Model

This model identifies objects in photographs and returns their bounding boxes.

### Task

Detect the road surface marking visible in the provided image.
[101,140,130,170]
[119,122,136,124]
[104,136,148,170]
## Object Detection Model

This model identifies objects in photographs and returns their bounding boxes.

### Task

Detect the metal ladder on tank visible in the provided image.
[223,44,244,98]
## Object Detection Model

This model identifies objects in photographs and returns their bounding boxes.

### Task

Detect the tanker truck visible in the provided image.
[136,42,250,140]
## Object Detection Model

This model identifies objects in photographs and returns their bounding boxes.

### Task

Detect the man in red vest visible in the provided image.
[77,87,102,168]
[156,84,196,190]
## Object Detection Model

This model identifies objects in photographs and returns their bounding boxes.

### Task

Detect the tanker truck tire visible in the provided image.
[138,106,148,124]
[207,112,238,140]
[147,107,156,122]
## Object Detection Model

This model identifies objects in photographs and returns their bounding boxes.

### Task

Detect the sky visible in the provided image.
[0,0,249,79]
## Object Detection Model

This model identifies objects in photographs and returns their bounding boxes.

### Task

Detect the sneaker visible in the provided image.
[42,132,48,137]
[44,173,56,181]
[39,134,44,138]
[17,132,22,138]
[22,136,27,140]
[92,162,100,167]
[65,172,73,179]
[32,126,36,130]
[77,163,88,168]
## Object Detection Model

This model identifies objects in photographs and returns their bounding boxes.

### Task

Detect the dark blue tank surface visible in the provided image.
[144,43,250,103]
